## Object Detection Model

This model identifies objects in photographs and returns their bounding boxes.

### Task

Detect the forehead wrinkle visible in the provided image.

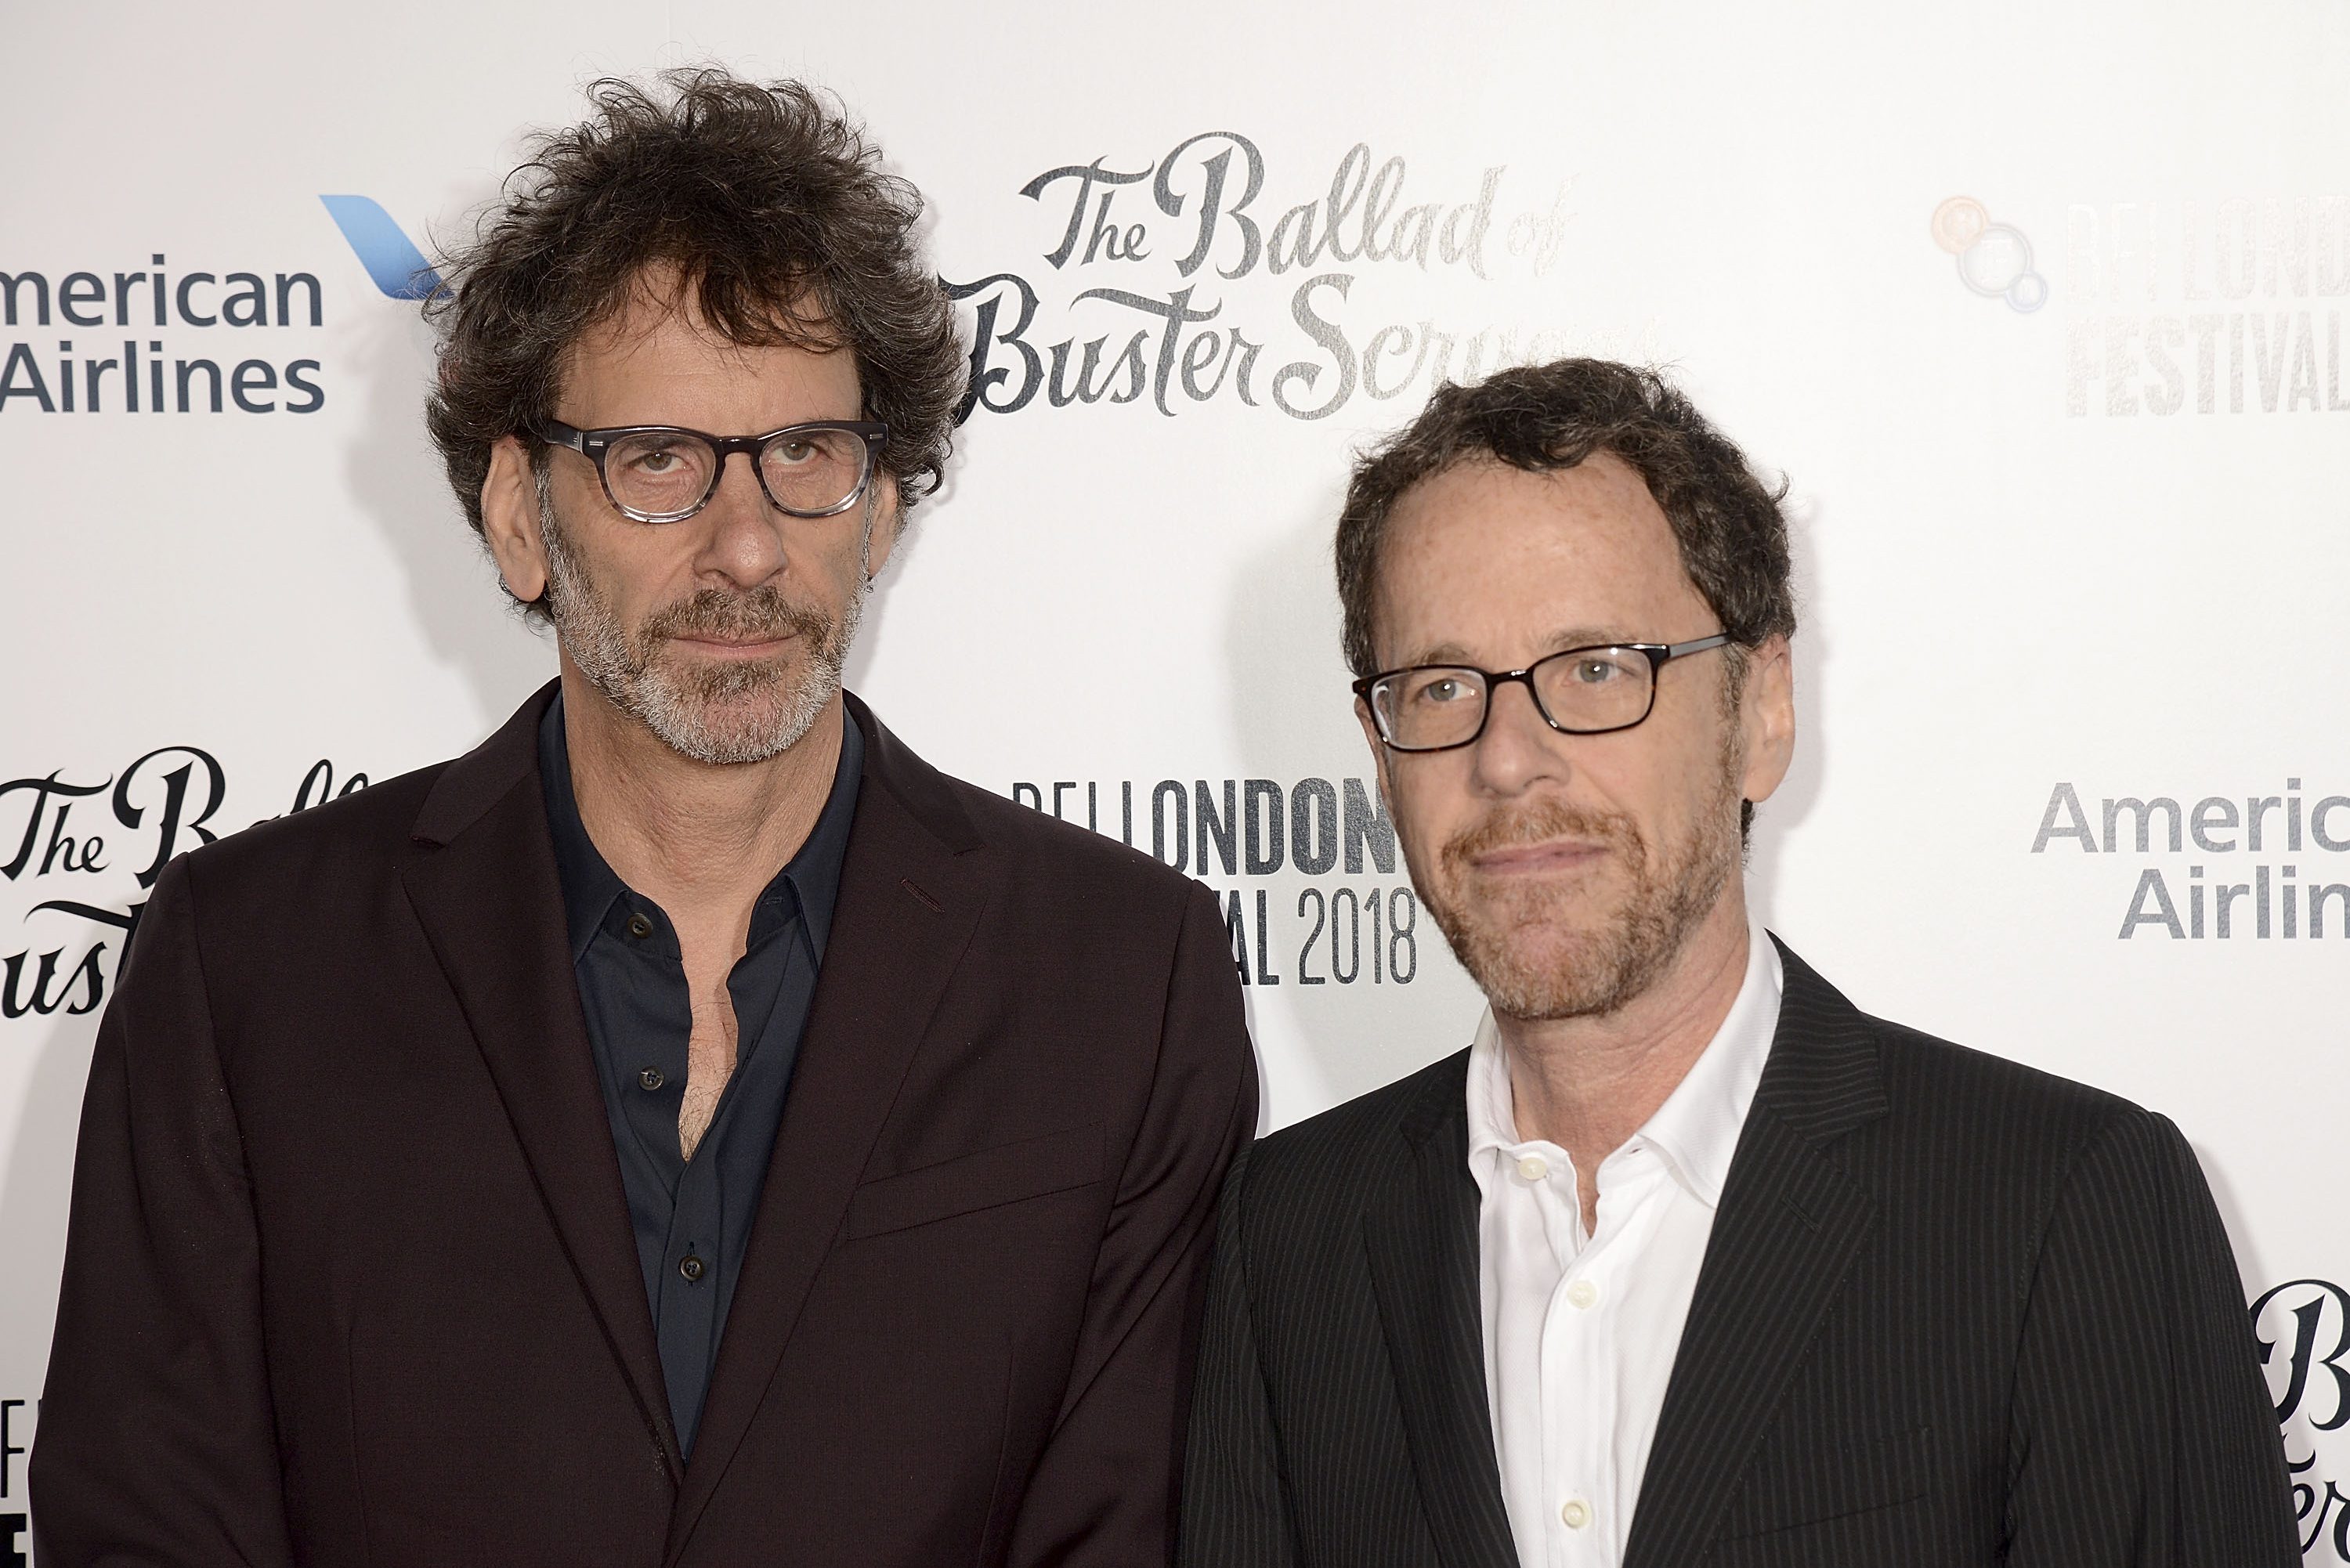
[1369,453,1709,673]
[556,327,862,445]
[562,263,847,402]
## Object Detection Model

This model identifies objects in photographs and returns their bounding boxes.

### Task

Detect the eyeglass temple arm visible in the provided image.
[1655,633,1734,665]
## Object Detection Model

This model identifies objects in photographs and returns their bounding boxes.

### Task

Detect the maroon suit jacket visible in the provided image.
[31,685,1256,1567]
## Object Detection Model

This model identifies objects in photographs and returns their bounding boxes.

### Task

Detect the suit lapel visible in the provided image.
[1623,939,1889,1568]
[1362,1060,1519,1568]
[400,682,682,1478]
[664,695,990,1564]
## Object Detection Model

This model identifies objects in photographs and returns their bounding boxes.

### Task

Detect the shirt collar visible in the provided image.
[1638,927,1781,1207]
[537,689,865,966]
[1465,1010,1520,1172]
[786,711,862,957]
[1464,923,1784,1210]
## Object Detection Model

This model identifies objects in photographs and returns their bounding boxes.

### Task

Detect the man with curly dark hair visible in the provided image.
[33,70,1253,1568]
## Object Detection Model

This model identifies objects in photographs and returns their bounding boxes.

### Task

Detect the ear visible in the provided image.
[480,435,550,605]
[1355,695,1397,812]
[862,472,906,580]
[1735,634,1796,807]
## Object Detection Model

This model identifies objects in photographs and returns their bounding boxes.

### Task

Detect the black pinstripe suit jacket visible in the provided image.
[1181,939,2298,1566]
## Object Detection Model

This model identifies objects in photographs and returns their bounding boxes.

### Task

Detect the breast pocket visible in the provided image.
[843,1122,1110,1240]
[1711,1422,1932,1545]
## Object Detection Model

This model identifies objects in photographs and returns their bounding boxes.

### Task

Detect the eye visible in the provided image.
[1400,672,1473,706]
[771,438,818,465]
[627,445,685,474]
[1573,658,1622,685]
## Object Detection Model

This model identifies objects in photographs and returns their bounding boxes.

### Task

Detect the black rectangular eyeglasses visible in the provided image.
[1353,634,1734,752]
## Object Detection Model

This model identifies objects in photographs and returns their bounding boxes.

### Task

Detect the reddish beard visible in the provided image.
[1421,771,1740,1022]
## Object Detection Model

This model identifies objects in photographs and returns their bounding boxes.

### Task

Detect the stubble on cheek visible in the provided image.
[537,479,866,764]
[1415,760,1741,1023]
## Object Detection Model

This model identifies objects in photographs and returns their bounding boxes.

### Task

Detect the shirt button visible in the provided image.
[1560,1498,1592,1530]
[1515,1154,1549,1182]
[678,1254,706,1283]
[638,1067,665,1092]
[627,912,655,940]
[1566,1278,1601,1310]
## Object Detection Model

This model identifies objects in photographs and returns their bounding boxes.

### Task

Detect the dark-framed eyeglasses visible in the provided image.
[1353,634,1734,753]
[533,417,890,524]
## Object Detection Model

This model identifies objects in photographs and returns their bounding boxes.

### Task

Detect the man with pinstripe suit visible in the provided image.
[1180,359,2297,1566]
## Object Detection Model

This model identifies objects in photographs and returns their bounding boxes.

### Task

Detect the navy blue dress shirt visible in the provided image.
[538,693,862,1458]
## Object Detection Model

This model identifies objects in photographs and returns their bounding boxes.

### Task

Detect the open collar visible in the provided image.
[533,690,866,966]
[1463,926,1784,1211]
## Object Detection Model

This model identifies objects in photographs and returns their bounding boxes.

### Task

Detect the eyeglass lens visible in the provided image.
[1373,648,1657,749]
[602,428,870,518]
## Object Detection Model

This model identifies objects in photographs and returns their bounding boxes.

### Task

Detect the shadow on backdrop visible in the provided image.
[841,423,956,699]
[2196,1140,2273,1307]
[0,955,107,1386]
[1221,483,1484,1121]
[844,188,956,704]
[343,306,554,731]
[1743,490,1827,938]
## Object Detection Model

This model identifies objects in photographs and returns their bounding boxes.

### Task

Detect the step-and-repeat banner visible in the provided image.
[5,2,2348,1555]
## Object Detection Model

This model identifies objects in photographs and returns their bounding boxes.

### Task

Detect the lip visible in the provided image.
[1467,840,1608,876]
[669,634,794,658]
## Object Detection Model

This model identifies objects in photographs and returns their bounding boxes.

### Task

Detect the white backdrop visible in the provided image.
[5,2,2348,1556]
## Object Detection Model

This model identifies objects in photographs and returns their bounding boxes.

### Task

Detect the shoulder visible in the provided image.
[1873,1015,2207,1195]
[1821,1003,2217,1248]
[172,757,452,911]
[121,758,457,1006]
[947,771,1204,903]
[857,701,1213,932]
[1231,1050,1467,1224]
[1773,941,2149,1169]
[939,778,1240,988]
[1254,1050,1463,1171]
[1865,1013,2147,1160]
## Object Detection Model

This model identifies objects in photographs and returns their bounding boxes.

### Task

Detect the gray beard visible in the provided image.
[536,475,866,765]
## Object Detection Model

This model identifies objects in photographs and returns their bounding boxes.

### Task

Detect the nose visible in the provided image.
[1467,676,1567,796]
[690,449,789,588]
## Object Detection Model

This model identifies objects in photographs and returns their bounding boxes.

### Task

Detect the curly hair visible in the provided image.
[1334,359,1796,680]
[424,69,966,609]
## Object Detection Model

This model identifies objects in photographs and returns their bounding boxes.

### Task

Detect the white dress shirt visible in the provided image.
[1467,927,1784,1568]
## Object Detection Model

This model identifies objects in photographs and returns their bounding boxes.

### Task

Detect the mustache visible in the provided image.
[638,586,834,650]
[1441,797,1639,870]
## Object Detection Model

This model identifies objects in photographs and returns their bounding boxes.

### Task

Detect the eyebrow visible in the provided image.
[1397,627,1632,668]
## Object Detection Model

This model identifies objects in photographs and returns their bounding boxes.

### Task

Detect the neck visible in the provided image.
[1495,889,1753,1179]
[557,660,846,924]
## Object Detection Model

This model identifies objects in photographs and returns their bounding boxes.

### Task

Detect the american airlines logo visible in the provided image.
[0,193,435,417]
[318,194,444,302]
